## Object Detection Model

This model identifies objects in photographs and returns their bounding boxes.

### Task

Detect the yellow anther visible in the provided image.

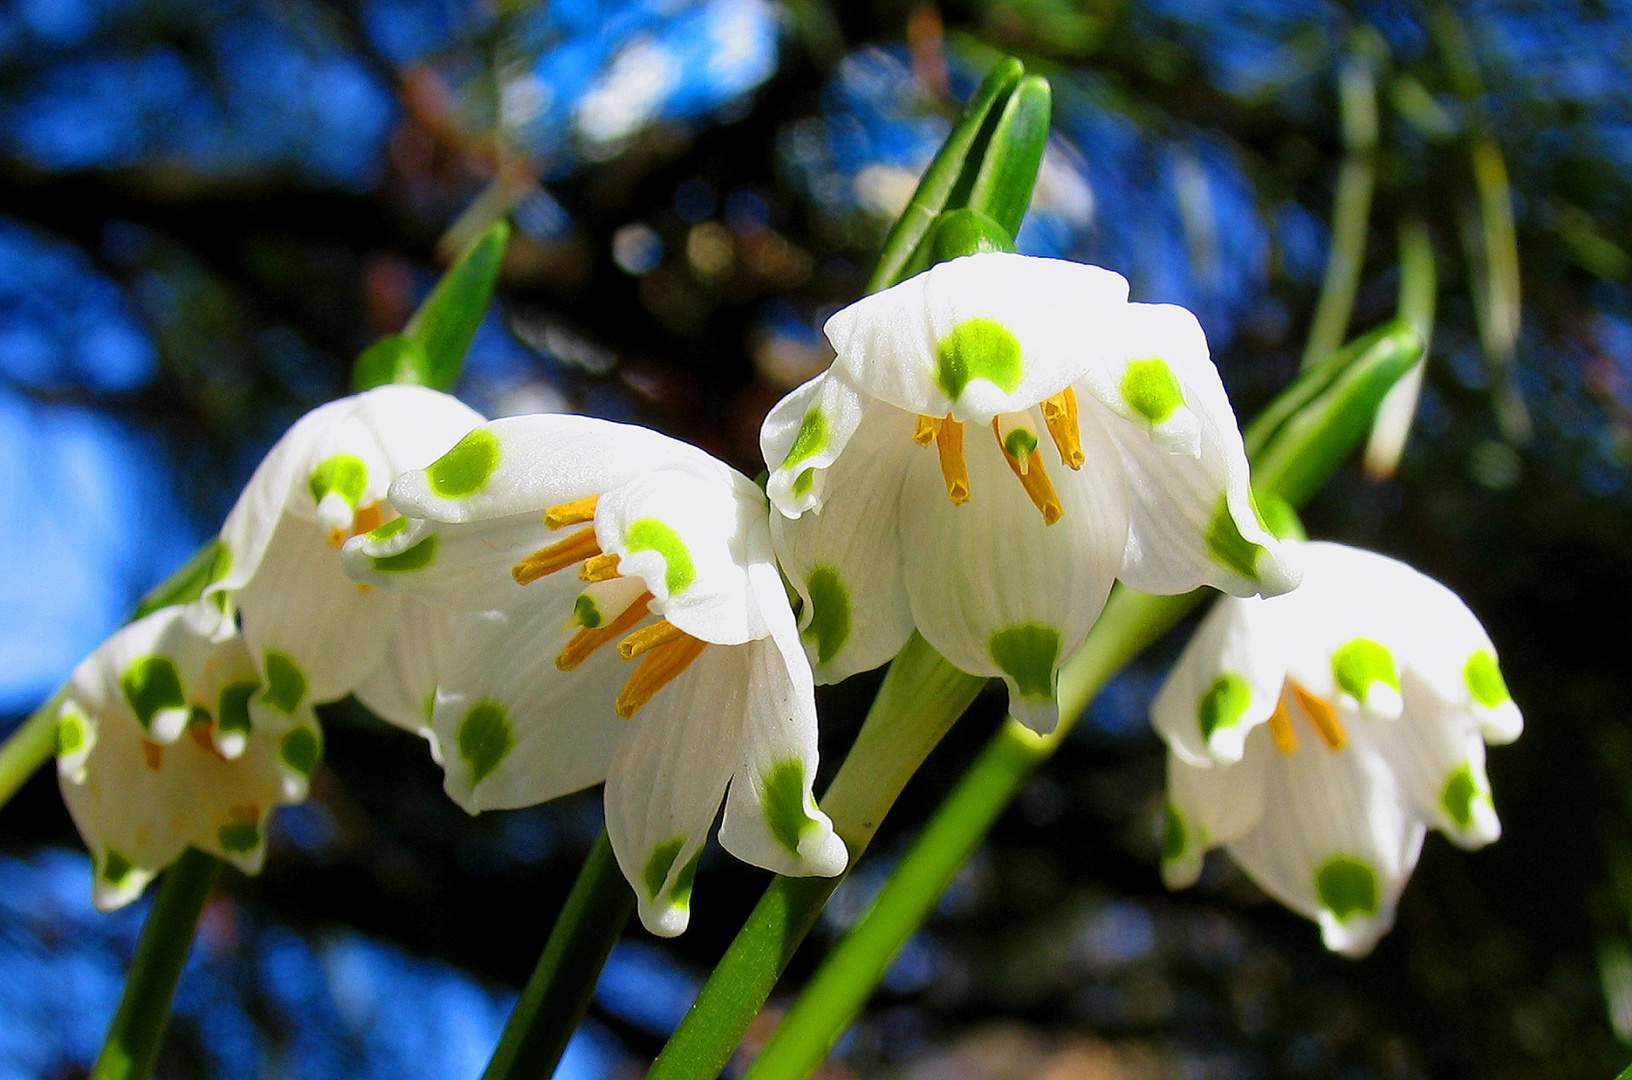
[580,552,622,582]
[1268,696,1298,755]
[1041,387,1085,469]
[1291,681,1347,750]
[994,421,1064,526]
[618,619,687,660]
[545,494,599,530]
[615,632,709,718]
[913,414,941,446]
[327,527,346,547]
[557,591,653,671]
[934,414,970,505]
[354,503,385,536]
[141,740,165,770]
[513,526,602,585]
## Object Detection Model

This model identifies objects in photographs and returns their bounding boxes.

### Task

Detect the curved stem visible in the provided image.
[0,704,58,813]
[482,830,634,1080]
[91,848,222,1080]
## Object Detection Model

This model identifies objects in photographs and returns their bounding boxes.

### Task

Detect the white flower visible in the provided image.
[761,251,1299,734]
[1151,541,1523,957]
[205,384,484,725]
[341,414,848,936]
[55,603,320,910]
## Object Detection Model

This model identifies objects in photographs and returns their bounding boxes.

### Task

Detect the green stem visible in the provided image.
[91,848,222,1080]
[644,634,983,1080]
[0,703,58,812]
[1301,50,1377,369]
[482,830,635,1080]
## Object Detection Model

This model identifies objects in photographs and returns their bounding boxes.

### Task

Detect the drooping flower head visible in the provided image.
[205,384,483,722]
[342,414,847,936]
[56,602,320,909]
[762,252,1299,733]
[1151,541,1523,957]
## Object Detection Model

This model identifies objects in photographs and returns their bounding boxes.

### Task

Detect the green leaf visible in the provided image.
[866,58,1024,293]
[931,208,1017,262]
[353,219,510,392]
[133,540,229,620]
[965,74,1052,239]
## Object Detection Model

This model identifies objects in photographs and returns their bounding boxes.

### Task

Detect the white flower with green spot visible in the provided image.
[1151,541,1522,957]
[762,251,1299,733]
[340,413,847,937]
[55,602,320,910]
[205,384,483,726]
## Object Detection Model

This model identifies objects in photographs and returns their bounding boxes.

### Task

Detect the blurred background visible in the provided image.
[2,0,1631,1077]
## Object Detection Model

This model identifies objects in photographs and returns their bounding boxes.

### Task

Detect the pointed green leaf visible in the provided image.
[965,74,1052,239]
[350,334,432,392]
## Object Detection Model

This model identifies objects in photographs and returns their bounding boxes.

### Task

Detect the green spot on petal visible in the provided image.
[426,428,500,498]
[1198,673,1251,741]
[458,699,513,786]
[261,652,307,715]
[764,759,816,856]
[1464,650,1510,708]
[217,681,258,735]
[573,593,602,629]
[671,849,702,909]
[1442,765,1478,829]
[643,837,686,902]
[56,715,84,757]
[791,468,816,498]
[1161,804,1186,862]
[1315,856,1378,921]
[802,566,851,667]
[1206,494,1268,582]
[217,818,261,855]
[371,535,438,573]
[1331,638,1399,702]
[781,407,828,469]
[1119,356,1184,424]
[121,656,185,732]
[101,849,133,884]
[625,518,695,595]
[988,623,1061,701]
[936,317,1023,401]
[207,544,233,586]
[280,727,323,778]
[1003,426,1038,460]
[367,515,410,541]
[308,453,368,507]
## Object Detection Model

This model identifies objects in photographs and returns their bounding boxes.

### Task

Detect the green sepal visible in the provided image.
[133,540,231,620]
[866,58,1024,293]
[353,219,510,392]
[965,74,1052,240]
[1253,492,1307,541]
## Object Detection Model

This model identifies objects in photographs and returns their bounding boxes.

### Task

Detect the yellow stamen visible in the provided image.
[1268,697,1298,755]
[913,414,941,446]
[1041,387,1085,469]
[141,740,164,770]
[513,526,602,585]
[935,414,970,505]
[1291,681,1347,750]
[994,421,1064,526]
[580,552,622,582]
[327,526,346,547]
[545,494,599,530]
[557,591,654,670]
[615,633,709,718]
[354,502,385,536]
[618,619,687,660]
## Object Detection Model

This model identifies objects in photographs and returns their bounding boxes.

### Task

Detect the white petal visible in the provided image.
[63,605,217,746]
[1371,672,1502,848]
[1150,594,1289,767]
[899,407,1130,734]
[1162,744,1269,888]
[823,252,1130,424]
[770,400,915,682]
[343,513,555,611]
[762,370,869,517]
[1094,305,1299,599]
[235,510,395,710]
[1224,722,1425,958]
[353,597,462,743]
[717,564,847,878]
[604,645,743,937]
[430,597,628,812]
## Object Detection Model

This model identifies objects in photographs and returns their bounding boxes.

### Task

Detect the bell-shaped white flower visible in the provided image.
[56,602,320,910]
[762,252,1299,734]
[205,384,484,720]
[1151,541,1522,957]
[341,414,848,936]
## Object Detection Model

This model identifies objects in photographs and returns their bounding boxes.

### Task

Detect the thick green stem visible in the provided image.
[643,635,983,1080]
[91,848,222,1080]
[1301,52,1378,369]
[0,703,58,812]
[482,831,635,1080]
